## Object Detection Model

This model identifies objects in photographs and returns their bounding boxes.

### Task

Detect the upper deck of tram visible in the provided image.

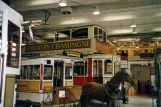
[48,25,108,43]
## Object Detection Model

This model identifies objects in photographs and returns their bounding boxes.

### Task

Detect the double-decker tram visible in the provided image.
[0,1,23,107]
[16,25,120,106]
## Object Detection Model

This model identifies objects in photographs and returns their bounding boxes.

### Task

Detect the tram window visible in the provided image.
[98,29,103,41]
[72,28,88,39]
[94,27,98,35]
[99,29,103,35]
[20,66,27,79]
[74,61,87,76]
[27,65,33,79]
[93,60,98,76]
[44,65,53,80]
[103,31,106,42]
[65,66,72,79]
[104,59,113,74]
[7,21,20,68]
[54,61,64,78]
[57,32,70,41]
[33,65,40,80]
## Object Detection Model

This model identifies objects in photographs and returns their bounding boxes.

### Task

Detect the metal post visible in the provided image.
[122,81,127,104]
[151,86,154,107]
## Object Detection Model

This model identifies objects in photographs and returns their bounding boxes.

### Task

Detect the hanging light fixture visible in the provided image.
[132,27,137,34]
[113,37,117,42]
[93,6,100,15]
[130,20,136,27]
[130,24,136,28]
[130,10,136,27]
[59,0,67,7]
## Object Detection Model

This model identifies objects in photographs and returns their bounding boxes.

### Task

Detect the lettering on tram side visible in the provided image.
[25,39,91,52]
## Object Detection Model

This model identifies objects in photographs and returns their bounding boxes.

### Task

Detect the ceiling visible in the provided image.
[8,0,161,47]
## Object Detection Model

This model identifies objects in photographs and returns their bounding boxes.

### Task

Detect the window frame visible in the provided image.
[7,21,20,68]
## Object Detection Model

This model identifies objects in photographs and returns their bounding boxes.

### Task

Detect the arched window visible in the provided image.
[93,60,97,76]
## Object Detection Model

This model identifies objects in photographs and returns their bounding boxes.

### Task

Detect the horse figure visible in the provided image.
[80,69,135,107]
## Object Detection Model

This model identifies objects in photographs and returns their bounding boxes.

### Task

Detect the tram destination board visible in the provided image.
[63,50,83,58]
[24,39,91,52]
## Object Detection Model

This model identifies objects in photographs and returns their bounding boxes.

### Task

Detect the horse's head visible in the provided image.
[120,68,135,86]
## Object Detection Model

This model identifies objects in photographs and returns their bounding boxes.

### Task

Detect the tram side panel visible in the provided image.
[73,55,116,85]
[17,58,54,103]
[73,58,97,85]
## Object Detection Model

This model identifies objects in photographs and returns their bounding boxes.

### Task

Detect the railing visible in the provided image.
[43,86,53,104]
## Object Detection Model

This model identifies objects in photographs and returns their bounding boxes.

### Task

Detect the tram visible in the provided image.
[17,56,85,103]
[0,1,23,107]
[16,24,120,105]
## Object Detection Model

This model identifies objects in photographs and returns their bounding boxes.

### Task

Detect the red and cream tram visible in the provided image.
[17,25,120,105]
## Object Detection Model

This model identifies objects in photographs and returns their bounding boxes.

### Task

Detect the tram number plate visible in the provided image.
[59,90,65,98]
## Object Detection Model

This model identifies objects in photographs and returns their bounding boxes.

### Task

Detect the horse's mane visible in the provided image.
[107,69,129,85]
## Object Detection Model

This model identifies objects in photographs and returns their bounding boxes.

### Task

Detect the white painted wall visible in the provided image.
[0,1,23,107]
[18,92,43,103]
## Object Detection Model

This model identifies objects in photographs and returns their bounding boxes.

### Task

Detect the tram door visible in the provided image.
[54,60,64,87]
[4,75,16,107]
[98,60,103,84]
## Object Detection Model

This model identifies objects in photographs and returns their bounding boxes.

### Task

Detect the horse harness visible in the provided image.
[82,83,120,99]
[104,83,120,99]
[81,83,120,107]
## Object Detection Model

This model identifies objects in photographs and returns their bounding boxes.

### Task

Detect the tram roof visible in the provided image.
[22,54,86,62]
[52,24,108,33]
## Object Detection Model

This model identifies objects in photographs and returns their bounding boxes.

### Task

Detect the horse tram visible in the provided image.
[0,1,23,107]
[16,24,122,107]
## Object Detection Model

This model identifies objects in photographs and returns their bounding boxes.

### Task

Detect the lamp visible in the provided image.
[58,1,100,15]
[93,6,100,15]
[130,21,136,27]
[132,27,137,34]
[59,0,67,7]
[113,37,117,42]
[130,24,136,28]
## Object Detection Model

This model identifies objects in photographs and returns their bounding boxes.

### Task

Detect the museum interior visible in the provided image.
[0,0,161,107]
